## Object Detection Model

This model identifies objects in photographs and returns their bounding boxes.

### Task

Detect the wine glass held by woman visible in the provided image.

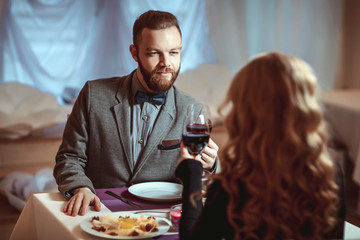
[175,52,345,240]
[203,104,213,133]
[182,103,218,170]
[182,104,210,155]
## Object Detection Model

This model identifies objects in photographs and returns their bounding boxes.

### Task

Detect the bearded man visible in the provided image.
[54,10,219,216]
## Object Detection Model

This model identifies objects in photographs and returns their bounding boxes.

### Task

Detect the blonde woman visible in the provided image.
[175,52,345,240]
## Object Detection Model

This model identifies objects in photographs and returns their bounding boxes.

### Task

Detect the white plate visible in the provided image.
[80,213,170,239]
[128,182,183,202]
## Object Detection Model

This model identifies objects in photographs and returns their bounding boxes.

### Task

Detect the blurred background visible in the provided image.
[1,0,359,105]
[1,1,360,239]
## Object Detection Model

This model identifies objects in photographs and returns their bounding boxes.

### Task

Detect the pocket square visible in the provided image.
[158,139,181,150]
[162,139,180,146]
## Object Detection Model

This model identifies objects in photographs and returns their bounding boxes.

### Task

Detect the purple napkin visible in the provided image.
[96,188,181,211]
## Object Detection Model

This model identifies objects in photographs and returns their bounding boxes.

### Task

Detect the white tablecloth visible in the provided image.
[318,90,360,186]
[10,192,112,240]
[9,192,360,239]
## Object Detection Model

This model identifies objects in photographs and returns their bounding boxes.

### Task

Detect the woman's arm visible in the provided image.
[175,159,204,239]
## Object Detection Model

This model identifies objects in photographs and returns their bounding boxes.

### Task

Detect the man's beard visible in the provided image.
[138,56,180,93]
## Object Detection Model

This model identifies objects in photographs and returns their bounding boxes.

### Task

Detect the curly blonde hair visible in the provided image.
[216,52,339,239]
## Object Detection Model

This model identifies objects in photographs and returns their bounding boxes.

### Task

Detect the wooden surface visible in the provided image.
[0,194,21,240]
[0,137,61,179]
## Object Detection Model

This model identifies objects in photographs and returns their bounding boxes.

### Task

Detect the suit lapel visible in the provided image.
[112,71,135,171]
[131,87,176,177]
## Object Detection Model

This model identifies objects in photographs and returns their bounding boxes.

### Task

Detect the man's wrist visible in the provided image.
[65,186,93,199]
[73,186,92,194]
[65,188,76,199]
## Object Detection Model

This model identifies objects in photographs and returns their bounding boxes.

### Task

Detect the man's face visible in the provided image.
[131,26,182,93]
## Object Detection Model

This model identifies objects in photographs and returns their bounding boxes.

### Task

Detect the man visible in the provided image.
[54,10,219,216]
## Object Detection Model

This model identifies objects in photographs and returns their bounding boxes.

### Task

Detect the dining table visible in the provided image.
[9,187,181,240]
[9,186,360,240]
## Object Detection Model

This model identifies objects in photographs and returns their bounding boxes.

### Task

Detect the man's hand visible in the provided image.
[62,187,101,216]
[179,138,219,171]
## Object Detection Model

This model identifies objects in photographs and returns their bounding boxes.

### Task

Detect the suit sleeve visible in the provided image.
[53,81,95,198]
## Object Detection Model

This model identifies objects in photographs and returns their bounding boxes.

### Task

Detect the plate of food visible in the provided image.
[128,182,183,202]
[80,213,171,239]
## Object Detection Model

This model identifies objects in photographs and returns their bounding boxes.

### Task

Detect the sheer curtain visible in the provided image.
[0,0,344,104]
[0,0,216,104]
[207,0,343,91]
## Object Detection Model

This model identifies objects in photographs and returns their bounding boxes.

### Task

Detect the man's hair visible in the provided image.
[132,10,181,46]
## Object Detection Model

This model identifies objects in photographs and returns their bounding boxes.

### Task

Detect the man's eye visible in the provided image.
[170,51,179,55]
[147,52,159,55]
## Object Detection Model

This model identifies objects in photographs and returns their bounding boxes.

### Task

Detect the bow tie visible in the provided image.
[134,91,167,105]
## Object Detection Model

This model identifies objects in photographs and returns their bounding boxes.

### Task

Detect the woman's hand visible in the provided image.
[179,138,219,171]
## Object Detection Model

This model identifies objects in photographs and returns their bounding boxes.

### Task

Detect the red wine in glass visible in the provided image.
[182,132,210,155]
[186,123,212,133]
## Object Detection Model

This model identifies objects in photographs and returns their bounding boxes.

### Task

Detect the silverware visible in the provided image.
[105,190,140,208]
[133,210,170,218]
[133,210,169,214]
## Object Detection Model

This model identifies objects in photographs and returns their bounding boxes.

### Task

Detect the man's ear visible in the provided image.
[129,45,138,62]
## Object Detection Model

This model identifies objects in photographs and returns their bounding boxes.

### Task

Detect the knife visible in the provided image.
[105,190,141,208]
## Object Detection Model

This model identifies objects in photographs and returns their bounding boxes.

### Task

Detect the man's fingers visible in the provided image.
[80,197,91,216]
[62,200,69,213]
[63,188,101,216]
[66,198,75,215]
[71,196,83,216]
[93,196,101,211]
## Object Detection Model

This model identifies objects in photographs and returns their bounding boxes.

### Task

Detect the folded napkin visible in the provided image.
[0,82,71,139]
[0,168,57,211]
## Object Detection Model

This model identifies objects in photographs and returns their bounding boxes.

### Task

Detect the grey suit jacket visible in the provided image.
[54,71,200,196]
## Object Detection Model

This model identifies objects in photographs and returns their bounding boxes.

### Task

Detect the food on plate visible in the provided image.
[91,215,159,236]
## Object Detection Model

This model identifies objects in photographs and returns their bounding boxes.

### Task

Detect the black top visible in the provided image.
[175,159,345,240]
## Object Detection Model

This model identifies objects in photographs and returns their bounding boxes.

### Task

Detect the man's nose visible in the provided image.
[159,54,170,67]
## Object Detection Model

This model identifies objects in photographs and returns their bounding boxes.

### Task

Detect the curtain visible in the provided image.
[1,0,217,104]
[0,0,347,104]
[207,0,343,91]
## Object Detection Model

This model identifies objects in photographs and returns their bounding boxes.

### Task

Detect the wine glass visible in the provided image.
[203,104,213,134]
[182,104,210,155]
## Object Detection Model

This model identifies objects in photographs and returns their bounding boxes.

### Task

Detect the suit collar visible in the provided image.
[161,86,176,120]
[115,70,135,104]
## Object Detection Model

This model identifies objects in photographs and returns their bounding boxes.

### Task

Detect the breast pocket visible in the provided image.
[157,139,181,150]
